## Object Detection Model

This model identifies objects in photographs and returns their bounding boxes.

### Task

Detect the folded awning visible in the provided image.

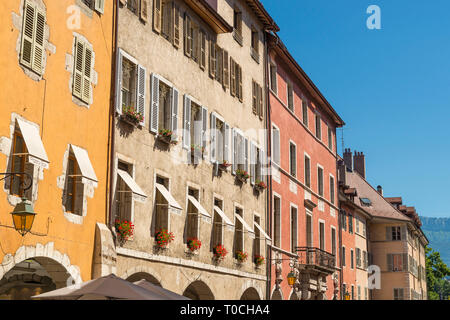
[117,169,147,198]
[187,196,211,218]
[71,145,98,182]
[234,214,254,234]
[254,222,272,241]
[16,118,49,163]
[213,206,234,227]
[155,183,182,210]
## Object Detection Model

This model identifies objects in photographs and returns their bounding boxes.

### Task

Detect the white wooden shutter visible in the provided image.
[202,107,207,151]
[194,106,202,148]
[210,113,217,162]
[32,9,45,75]
[259,148,264,178]
[231,129,236,174]
[224,123,230,162]
[171,87,179,134]
[182,95,191,149]
[250,142,256,185]
[73,38,84,100]
[82,44,93,103]
[95,0,105,14]
[21,1,35,69]
[136,65,146,126]
[115,49,123,114]
[150,74,160,133]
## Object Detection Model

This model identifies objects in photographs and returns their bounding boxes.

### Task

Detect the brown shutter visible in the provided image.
[209,37,215,79]
[387,254,393,271]
[173,4,180,48]
[223,50,229,89]
[386,227,392,241]
[258,85,263,119]
[252,81,257,114]
[140,0,148,22]
[153,0,161,33]
[230,58,235,96]
[403,253,408,271]
[238,64,243,102]
[200,30,206,70]
[184,14,192,57]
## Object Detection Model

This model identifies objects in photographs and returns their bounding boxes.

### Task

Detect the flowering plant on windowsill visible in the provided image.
[155,229,175,248]
[213,244,228,260]
[235,250,248,263]
[190,144,205,154]
[157,129,178,145]
[187,237,202,252]
[254,180,267,190]
[235,169,250,182]
[254,255,265,267]
[122,106,143,124]
[115,219,134,242]
[219,160,232,168]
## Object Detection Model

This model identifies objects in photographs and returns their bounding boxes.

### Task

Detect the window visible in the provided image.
[234,207,244,254]
[302,100,308,126]
[230,58,243,101]
[269,64,277,94]
[392,226,401,241]
[348,214,353,233]
[20,0,46,75]
[272,126,280,166]
[357,286,361,300]
[317,166,324,196]
[329,175,335,204]
[342,246,346,266]
[186,188,200,239]
[289,142,297,178]
[233,7,243,45]
[291,206,298,253]
[350,249,354,269]
[393,288,404,300]
[342,284,347,298]
[287,82,294,111]
[154,175,171,232]
[254,215,261,257]
[355,216,360,234]
[328,126,333,151]
[319,221,325,251]
[212,198,224,248]
[306,213,313,247]
[341,210,347,231]
[250,27,259,62]
[356,248,361,268]
[363,250,368,269]
[82,0,104,13]
[10,131,27,198]
[351,285,354,300]
[73,38,93,104]
[331,227,336,256]
[115,161,134,224]
[232,129,248,174]
[273,195,281,247]
[249,142,264,185]
[183,97,207,156]
[149,74,178,135]
[252,80,263,119]
[388,253,407,272]
[315,114,321,140]
[304,154,311,188]
[210,114,229,164]
[64,154,82,215]
[360,198,372,207]
[116,50,146,125]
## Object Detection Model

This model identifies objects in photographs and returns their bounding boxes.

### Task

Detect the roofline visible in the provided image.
[267,33,345,127]
[185,0,233,33]
[244,0,280,32]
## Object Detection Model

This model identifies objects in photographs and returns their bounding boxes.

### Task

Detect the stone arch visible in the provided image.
[120,266,163,286]
[182,280,215,300]
[240,287,261,300]
[289,289,300,300]
[239,279,264,300]
[270,287,283,300]
[0,242,82,287]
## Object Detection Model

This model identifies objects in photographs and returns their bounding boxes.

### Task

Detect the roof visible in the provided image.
[185,0,233,33]
[243,0,280,31]
[385,197,403,205]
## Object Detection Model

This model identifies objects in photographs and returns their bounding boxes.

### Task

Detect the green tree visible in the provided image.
[426,246,450,300]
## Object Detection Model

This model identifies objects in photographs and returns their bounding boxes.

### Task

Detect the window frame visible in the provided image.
[290,204,298,253]
[273,193,282,248]
[317,164,324,196]
[289,140,297,178]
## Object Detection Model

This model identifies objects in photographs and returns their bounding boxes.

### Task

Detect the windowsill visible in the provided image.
[64,211,84,225]
[233,30,243,46]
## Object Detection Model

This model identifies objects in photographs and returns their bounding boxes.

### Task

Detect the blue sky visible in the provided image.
[261,0,450,218]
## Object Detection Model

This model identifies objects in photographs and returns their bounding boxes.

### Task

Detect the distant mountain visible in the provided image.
[420,217,450,267]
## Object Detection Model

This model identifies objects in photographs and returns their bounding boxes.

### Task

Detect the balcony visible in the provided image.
[296,247,336,274]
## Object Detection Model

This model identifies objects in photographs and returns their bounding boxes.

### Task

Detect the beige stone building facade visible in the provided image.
[101,0,278,299]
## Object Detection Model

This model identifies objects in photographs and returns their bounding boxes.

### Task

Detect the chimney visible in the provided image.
[343,148,353,170]
[377,185,383,196]
[337,159,346,185]
[353,151,366,178]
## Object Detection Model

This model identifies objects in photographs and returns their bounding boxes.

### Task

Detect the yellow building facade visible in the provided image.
[0,0,113,299]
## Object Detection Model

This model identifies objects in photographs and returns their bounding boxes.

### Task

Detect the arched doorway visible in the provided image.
[271,288,283,300]
[240,287,261,300]
[183,281,214,300]
[126,272,161,287]
[289,291,299,300]
[0,257,71,300]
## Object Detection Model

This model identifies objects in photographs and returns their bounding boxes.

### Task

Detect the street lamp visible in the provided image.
[10,197,37,236]
[344,291,351,300]
[287,271,297,287]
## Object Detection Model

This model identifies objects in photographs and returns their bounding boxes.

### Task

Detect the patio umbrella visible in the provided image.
[31,274,167,300]
[134,279,190,300]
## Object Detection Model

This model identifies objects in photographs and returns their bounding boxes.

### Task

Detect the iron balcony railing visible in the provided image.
[295,246,336,272]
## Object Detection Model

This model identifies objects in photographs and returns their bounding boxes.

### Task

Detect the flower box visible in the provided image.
[155,229,174,248]
[235,250,248,263]
[157,129,178,145]
[235,169,250,183]
[190,144,205,157]
[115,219,134,244]
[254,180,267,191]
[218,161,232,171]
[254,255,265,267]
[187,237,202,252]
[213,244,228,261]
[121,106,143,126]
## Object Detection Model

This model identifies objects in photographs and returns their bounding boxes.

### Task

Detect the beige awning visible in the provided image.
[71,145,98,182]
[234,214,254,234]
[213,206,234,226]
[16,118,49,163]
[155,183,182,210]
[187,196,211,218]
[254,222,271,241]
[117,169,147,198]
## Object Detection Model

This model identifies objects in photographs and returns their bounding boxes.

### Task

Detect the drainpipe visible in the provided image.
[338,203,343,300]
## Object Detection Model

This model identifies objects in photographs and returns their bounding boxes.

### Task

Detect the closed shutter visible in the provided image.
[183,95,191,149]
[209,36,214,79]
[194,106,202,148]
[73,38,84,100]
[386,227,392,241]
[250,142,256,185]
[140,0,148,22]
[210,113,216,162]
[252,81,257,114]
[150,74,160,133]
[21,2,35,69]
[224,123,230,162]
[115,50,123,114]
[202,107,207,152]
[171,87,179,134]
[272,127,280,165]
[244,137,248,173]
[259,149,264,178]
[230,58,235,96]
[200,31,206,70]
[258,85,263,119]
[184,14,192,57]
[231,129,236,174]
[82,44,93,103]
[153,0,161,33]
[173,4,180,48]
[223,50,229,89]
[238,65,243,102]
[401,226,407,241]
[95,0,105,14]
[387,254,393,271]
[33,9,45,75]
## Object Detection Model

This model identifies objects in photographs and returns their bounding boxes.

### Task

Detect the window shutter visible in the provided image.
[21,2,35,69]
[173,4,180,48]
[210,113,216,162]
[115,50,123,114]
[224,123,230,162]
[252,81,257,114]
[238,65,243,102]
[258,85,263,119]
[244,137,248,173]
[386,227,392,241]
[82,44,93,103]
[250,142,256,185]
[259,149,264,178]
[32,9,45,75]
[387,254,393,271]
[73,38,84,100]
[231,129,236,174]
[135,64,146,125]
[150,74,160,133]
[95,0,105,14]
[230,58,235,96]
[184,14,192,57]
[201,107,207,152]
[171,87,179,134]
[200,31,206,70]
[401,226,407,241]
[403,253,408,272]
[272,127,280,165]
[182,95,191,149]
[208,36,214,79]
[153,0,161,33]
[223,50,229,89]
[139,0,148,21]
